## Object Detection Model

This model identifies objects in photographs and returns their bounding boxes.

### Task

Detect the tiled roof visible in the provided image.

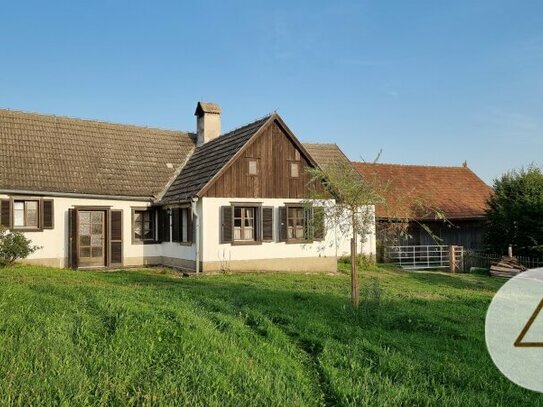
[0,109,195,198]
[303,143,352,169]
[353,162,493,220]
[161,115,273,203]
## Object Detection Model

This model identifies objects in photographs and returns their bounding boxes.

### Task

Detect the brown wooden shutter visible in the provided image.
[158,209,170,242]
[110,210,123,266]
[172,208,181,242]
[186,209,193,243]
[262,207,274,241]
[220,206,232,243]
[313,207,325,241]
[1,199,11,229]
[42,199,54,229]
[279,206,287,242]
[68,208,78,269]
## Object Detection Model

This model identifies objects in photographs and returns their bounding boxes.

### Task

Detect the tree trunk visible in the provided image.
[351,213,359,308]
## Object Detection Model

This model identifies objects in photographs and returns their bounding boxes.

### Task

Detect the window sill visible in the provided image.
[231,240,263,246]
[132,240,160,245]
[285,239,313,245]
[11,227,42,232]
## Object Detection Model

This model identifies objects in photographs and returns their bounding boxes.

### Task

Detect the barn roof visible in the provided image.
[0,109,195,198]
[353,162,493,220]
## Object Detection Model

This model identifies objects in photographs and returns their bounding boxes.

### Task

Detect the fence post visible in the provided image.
[449,245,456,273]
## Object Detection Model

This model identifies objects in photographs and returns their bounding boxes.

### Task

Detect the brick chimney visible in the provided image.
[195,102,221,146]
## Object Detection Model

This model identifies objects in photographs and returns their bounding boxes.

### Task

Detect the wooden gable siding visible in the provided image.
[203,121,322,198]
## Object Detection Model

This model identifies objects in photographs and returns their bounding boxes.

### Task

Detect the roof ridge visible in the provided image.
[220,113,273,138]
[191,114,273,151]
[352,161,470,170]
[0,107,190,135]
[303,142,337,147]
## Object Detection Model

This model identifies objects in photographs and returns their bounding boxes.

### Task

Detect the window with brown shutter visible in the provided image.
[221,204,263,245]
[262,207,274,241]
[0,198,54,231]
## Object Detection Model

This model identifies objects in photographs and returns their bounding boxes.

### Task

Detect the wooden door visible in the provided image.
[78,210,106,267]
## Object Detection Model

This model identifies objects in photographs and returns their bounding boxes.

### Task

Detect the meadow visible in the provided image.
[0,264,540,406]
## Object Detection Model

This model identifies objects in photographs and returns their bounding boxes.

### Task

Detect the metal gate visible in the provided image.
[385,245,464,271]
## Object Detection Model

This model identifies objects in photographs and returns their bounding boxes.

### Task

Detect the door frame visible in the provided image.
[69,206,112,269]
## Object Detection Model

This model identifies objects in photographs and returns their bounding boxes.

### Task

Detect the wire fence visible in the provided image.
[464,249,543,270]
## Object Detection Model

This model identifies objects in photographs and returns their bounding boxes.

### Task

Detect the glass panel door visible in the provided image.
[78,210,105,267]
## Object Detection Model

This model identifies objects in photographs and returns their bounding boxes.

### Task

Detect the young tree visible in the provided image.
[484,165,543,257]
[306,159,383,308]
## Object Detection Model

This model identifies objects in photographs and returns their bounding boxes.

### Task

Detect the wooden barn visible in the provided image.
[353,162,493,254]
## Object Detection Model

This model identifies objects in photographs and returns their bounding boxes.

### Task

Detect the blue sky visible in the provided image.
[1,1,541,183]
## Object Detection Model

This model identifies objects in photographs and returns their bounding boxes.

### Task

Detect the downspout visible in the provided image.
[191,197,200,274]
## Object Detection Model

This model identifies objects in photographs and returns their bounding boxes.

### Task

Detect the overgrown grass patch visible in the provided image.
[0,264,540,406]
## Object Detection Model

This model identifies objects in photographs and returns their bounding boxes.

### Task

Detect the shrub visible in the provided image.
[0,227,40,268]
[339,253,376,270]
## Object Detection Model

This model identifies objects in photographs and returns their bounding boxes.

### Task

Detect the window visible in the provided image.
[248,159,258,176]
[281,205,324,243]
[172,207,192,243]
[290,162,300,178]
[134,209,155,242]
[287,206,305,240]
[13,200,39,228]
[233,207,256,241]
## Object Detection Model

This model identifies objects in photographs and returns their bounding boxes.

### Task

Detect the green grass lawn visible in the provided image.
[0,264,540,406]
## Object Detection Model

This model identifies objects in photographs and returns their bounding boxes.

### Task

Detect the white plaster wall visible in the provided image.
[199,197,376,263]
[0,194,376,268]
[0,194,161,267]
